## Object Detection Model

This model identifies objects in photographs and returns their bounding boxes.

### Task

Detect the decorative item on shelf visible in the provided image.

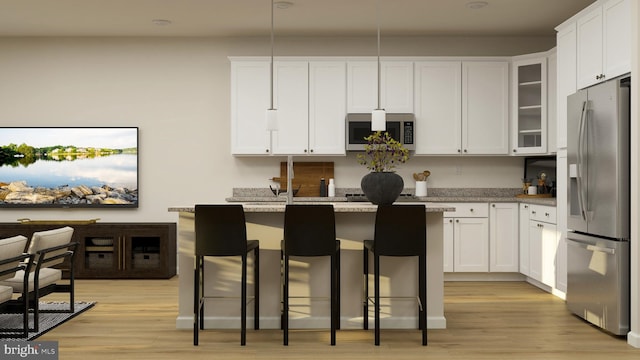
[357,131,410,205]
[521,178,532,194]
[269,184,301,196]
[413,170,430,197]
[319,178,327,197]
[537,172,548,194]
[328,178,336,197]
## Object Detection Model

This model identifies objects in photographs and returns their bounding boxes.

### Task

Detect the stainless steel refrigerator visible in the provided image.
[566,75,630,336]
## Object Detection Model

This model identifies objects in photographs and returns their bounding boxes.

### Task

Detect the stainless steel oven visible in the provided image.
[346,113,415,151]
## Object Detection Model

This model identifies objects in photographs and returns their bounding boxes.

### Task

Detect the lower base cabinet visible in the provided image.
[0,222,176,279]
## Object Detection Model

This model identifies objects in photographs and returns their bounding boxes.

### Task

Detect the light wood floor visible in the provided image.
[40,278,638,359]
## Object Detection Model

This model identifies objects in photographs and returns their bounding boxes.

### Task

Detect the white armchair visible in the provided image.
[0,227,77,333]
[0,235,32,338]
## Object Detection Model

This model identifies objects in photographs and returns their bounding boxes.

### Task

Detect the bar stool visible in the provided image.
[281,204,340,346]
[193,204,259,346]
[363,204,427,346]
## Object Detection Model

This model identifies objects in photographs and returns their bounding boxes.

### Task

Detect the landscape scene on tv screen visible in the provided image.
[0,127,138,208]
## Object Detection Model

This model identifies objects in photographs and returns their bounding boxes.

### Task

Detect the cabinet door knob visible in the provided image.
[545,212,549,217]
[492,204,495,208]
[449,219,453,223]
[266,149,270,153]
[458,149,461,153]
[524,205,528,209]
[464,149,468,153]
[309,149,314,153]
[532,210,536,214]
[513,149,517,153]
[456,219,459,223]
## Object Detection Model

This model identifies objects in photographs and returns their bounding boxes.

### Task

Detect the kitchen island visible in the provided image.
[169,202,453,331]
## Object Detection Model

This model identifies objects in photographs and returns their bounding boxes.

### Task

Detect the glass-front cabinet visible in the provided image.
[511,55,547,154]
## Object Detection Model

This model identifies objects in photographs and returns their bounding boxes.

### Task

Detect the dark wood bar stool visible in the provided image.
[193,204,259,346]
[363,204,427,346]
[281,204,340,346]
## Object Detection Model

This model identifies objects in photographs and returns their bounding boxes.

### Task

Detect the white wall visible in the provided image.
[0,35,553,223]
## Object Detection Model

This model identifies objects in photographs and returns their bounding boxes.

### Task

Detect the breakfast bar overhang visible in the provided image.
[170,202,453,330]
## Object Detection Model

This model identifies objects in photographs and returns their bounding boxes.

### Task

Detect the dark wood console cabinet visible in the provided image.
[0,222,176,279]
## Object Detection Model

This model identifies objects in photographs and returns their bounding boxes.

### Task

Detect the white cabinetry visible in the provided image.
[230,60,271,155]
[556,22,577,150]
[230,58,346,156]
[555,150,568,293]
[381,61,414,113]
[511,55,547,154]
[308,61,347,155]
[489,203,519,272]
[414,61,462,155]
[519,203,531,275]
[462,61,510,155]
[547,49,557,154]
[272,61,309,155]
[576,0,630,89]
[526,204,559,288]
[415,60,509,155]
[346,60,413,114]
[443,203,489,272]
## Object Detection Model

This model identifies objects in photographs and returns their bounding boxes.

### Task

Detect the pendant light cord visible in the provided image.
[270,0,275,110]
[376,0,381,110]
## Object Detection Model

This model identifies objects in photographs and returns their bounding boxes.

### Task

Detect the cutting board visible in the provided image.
[274,162,334,197]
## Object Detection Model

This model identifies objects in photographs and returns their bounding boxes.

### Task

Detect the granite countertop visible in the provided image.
[225,195,556,207]
[169,202,456,213]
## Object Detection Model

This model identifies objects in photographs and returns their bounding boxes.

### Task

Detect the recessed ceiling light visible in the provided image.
[152,19,172,26]
[466,1,489,9]
[274,1,293,10]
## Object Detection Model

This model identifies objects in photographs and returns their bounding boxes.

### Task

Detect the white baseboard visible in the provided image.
[176,315,446,330]
[628,331,640,348]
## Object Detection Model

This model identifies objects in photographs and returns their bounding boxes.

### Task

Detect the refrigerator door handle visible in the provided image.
[567,238,616,255]
[576,101,588,221]
[586,245,616,255]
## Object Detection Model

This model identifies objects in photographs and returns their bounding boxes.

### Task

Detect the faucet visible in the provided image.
[286,155,294,204]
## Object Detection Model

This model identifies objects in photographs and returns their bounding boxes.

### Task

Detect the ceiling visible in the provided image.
[0,0,596,37]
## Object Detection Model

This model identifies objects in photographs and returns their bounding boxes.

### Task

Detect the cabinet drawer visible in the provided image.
[443,203,488,218]
[529,204,556,224]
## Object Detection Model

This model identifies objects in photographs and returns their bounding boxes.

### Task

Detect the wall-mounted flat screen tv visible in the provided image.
[0,127,138,208]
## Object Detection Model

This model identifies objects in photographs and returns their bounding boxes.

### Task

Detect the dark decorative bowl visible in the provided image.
[270,185,301,196]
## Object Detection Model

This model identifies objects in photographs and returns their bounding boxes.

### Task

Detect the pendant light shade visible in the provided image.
[266,108,278,131]
[372,0,385,131]
[266,0,278,132]
[372,109,386,131]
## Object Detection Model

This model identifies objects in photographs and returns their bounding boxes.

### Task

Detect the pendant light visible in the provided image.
[371,0,386,131]
[266,0,278,131]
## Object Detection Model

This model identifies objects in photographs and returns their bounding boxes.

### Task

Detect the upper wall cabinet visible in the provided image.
[556,23,577,150]
[414,61,462,155]
[576,0,630,89]
[414,60,509,155]
[511,54,547,155]
[307,61,347,155]
[347,60,414,113]
[462,61,510,155]
[230,58,346,156]
[230,60,271,155]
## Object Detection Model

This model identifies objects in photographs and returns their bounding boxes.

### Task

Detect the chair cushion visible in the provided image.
[0,235,28,281]
[28,226,74,267]
[0,268,62,293]
[0,285,12,304]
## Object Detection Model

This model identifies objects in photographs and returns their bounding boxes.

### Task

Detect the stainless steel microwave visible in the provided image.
[346,113,415,151]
